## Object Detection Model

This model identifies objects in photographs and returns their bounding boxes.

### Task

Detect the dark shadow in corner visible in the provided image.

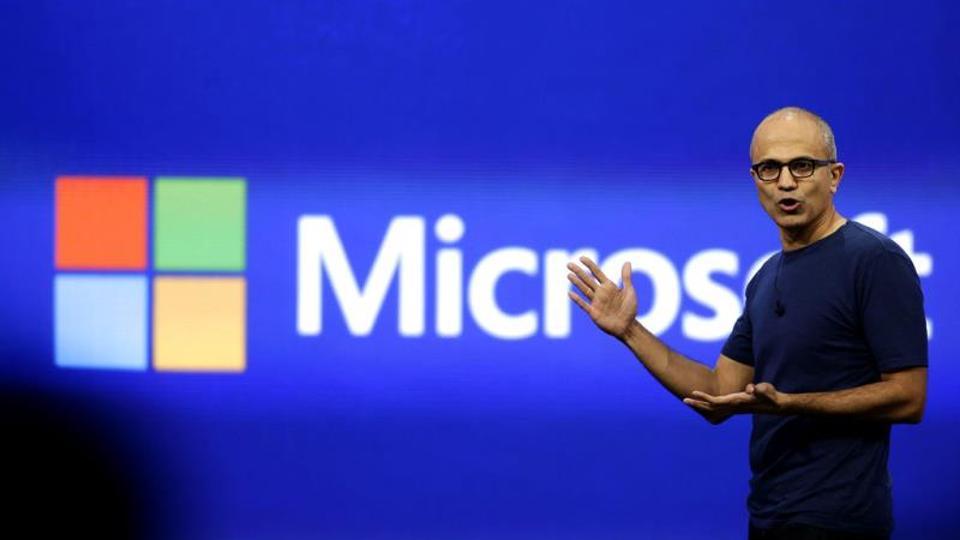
[0,380,175,539]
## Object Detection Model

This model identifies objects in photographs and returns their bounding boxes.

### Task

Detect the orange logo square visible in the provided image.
[55,177,148,270]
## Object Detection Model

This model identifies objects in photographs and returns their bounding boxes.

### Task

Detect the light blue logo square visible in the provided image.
[55,274,148,370]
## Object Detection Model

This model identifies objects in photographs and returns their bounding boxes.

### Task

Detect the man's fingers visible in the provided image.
[683,398,714,411]
[690,390,716,403]
[692,390,753,405]
[567,262,599,291]
[568,291,590,313]
[690,390,728,404]
[579,256,610,285]
[567,272,594,299]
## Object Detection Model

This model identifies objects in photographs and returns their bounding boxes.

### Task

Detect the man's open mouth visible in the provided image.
[778,198,801,212]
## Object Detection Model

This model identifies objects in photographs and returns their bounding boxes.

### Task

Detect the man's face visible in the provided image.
[750,115,843,231]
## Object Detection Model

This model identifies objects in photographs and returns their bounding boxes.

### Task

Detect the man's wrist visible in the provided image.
[778,391,803,414]
[618,319,644,344]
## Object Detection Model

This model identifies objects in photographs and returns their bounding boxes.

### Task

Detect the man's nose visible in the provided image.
[777,165,798,189]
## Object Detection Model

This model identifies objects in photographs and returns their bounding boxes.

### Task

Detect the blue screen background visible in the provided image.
[1,2,958,538]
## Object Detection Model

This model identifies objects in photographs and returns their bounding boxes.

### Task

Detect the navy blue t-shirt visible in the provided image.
[722,220,928,535]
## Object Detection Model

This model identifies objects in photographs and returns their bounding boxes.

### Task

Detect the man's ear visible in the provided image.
[829,162,845,194]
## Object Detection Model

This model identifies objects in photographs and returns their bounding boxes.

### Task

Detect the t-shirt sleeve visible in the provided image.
[722,271,759,367]
[722,309,754,367]
[859,247,929,372]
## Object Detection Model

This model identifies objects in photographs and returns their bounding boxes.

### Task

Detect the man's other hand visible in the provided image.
[683,383,786,416]
[567,256,638,340]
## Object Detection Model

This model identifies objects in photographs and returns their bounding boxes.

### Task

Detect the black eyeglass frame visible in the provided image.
[750,157,837,182]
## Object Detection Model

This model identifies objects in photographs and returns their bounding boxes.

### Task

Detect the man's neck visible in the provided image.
[779,209,847,252]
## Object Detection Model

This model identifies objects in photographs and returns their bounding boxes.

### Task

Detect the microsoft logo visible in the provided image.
[54,176,247,373]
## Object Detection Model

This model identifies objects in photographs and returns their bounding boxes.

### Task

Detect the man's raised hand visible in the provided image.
[567,256,638,340]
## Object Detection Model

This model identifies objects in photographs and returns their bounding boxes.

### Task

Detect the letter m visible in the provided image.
[297,216,425,336]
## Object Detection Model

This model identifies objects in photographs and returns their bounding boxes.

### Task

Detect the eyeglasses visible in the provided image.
[750,157,836,182]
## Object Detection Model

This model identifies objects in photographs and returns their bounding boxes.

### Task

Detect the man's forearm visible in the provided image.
[782,379,924,423]
[619,320,717,399]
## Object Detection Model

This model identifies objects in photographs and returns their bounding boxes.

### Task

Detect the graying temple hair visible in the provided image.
[752,106,837,161]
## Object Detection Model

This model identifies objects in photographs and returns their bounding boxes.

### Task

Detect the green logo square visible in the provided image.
[154,178,246,271]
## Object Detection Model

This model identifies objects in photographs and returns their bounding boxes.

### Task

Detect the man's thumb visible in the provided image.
[621,261,633,288]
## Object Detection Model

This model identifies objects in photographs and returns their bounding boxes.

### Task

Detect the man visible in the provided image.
[566,107,927,540]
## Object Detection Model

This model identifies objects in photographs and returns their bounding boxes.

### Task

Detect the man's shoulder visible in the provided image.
[843,220,910,261]
[842,220,917,281]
